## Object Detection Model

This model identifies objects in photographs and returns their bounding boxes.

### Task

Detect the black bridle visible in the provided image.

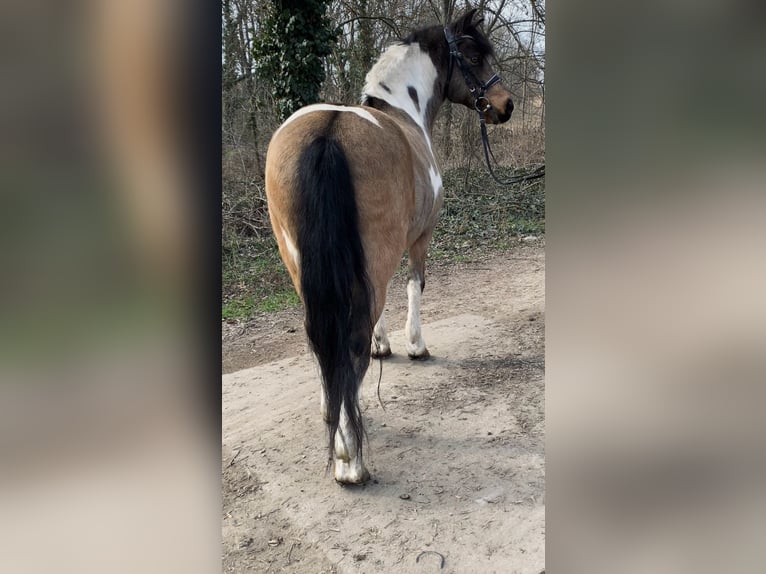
[444,27,545,186]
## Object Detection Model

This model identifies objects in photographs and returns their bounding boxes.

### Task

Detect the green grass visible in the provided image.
[257,290,301,312]
[430,167,545,261]
[222,167,544,320]
[222,296,257,320]
[222,233,299,320]
[222,289,300,319]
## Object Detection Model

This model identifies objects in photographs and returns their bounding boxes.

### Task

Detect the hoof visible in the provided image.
[334,463,370,485]
[371,347,392,359]
[408,348,431,361]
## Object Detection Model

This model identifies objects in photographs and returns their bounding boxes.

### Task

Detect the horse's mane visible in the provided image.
[401,11,495,60]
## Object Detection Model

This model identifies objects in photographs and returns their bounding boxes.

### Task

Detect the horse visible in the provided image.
[264,9,514,484]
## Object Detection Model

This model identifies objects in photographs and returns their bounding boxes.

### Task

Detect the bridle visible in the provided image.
[444,27,501,114]
[444,27,545,185]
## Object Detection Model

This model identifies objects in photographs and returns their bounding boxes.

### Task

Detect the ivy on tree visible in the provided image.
[254,0,339,122]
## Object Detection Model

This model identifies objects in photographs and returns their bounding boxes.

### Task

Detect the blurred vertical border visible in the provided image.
[548,0,766,572]
[0,0,221,572]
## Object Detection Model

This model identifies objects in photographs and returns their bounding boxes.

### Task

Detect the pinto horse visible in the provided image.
[265,9,513,483]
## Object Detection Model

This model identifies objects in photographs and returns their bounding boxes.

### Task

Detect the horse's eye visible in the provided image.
[470,56,480,65]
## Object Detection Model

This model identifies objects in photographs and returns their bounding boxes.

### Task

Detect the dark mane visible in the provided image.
[455,18,495,58]
[401,11,495,60]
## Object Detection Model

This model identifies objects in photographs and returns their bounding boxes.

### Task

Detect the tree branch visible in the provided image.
[339,15,402,38]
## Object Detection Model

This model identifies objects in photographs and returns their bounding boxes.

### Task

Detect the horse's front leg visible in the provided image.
[370,279,392,358]
[405,235,431,359]
[371,311,392,357]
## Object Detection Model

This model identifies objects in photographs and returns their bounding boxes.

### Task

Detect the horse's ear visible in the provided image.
[454,8,483,33]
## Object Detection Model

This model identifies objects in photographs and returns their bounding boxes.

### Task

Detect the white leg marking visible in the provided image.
[372,311,391,356]
[282,229,300,268]
[405,279,428,357]
[333,400,369,484]
[320,388,328,421]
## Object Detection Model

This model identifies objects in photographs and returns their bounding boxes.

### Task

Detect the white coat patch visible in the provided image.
[362,43,438,139]
[282,229,300,268]
[428,165,443,198]
[276,103,381,137]
[405,278,427,356]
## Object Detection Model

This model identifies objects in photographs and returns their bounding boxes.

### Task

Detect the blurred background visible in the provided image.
[0,0,219,572]
[547,0,766,572]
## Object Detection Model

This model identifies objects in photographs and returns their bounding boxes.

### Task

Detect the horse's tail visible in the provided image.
[295,134,372,464]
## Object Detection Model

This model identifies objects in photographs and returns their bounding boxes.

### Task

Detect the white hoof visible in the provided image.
[334,457,370,484]
[407,345,430,360]
[405,338,428,358]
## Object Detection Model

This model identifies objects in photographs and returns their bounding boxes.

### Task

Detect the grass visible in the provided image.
[222,232,297,320]
[430,167,545,263]
[222,167,544,321]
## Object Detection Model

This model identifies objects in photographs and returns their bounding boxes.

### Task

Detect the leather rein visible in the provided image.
[444,27,545,185]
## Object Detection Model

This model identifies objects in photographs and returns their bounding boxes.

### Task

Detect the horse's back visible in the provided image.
[266,103,412,197]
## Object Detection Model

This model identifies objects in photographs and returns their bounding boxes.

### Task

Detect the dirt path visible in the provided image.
[222,244,545,573]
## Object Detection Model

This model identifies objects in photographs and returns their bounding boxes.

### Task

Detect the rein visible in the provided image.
[444,27,545,185]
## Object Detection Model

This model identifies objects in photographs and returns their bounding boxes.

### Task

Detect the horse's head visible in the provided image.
[443,9,514,125]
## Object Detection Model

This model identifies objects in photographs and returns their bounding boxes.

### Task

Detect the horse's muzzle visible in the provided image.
[485,98,514,124]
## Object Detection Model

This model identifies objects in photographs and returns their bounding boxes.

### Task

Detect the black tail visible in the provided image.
[295,134,372,463]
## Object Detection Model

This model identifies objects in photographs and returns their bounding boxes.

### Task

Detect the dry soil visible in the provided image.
[222,243,545,573]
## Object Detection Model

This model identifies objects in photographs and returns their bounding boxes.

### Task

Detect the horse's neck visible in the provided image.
[361,43,443,138]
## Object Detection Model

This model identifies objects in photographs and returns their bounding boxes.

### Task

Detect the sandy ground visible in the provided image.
[222,243,545,573]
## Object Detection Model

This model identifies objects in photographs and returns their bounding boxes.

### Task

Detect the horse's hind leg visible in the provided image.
[333,397,370,483]
[320,390,329,423]
[405,233,432,359]
[333,326,371,484]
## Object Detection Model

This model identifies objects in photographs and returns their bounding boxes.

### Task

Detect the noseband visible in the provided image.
[443,27,545,185]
